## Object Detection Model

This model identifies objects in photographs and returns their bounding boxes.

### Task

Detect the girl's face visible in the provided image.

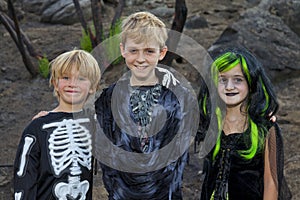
[217,64,249,108]
[120,38,167,86]
[54,66,94,111]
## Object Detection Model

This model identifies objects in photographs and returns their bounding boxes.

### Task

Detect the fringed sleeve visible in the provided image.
[267,123,292,200]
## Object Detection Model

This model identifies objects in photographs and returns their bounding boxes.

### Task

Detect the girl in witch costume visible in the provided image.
[93,12,207,199]
[200,47,291,200]
[13,50,101,200]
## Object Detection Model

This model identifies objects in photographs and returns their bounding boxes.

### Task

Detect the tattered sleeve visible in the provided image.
[267,123,292,200]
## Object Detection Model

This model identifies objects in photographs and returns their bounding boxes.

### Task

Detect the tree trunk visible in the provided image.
[73,0,97,47]
[7,0,38,77]
[91,0,103,44]
[161,0,187,66]
[109,0,124,36]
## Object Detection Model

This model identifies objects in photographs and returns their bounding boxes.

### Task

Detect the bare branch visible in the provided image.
[73,0,97,47]
[73,0,89,34]
[2,12,42,59]
[91,0,103,44]
[161,0,187,66]
[109,0,124,36]
[0,11,19,46]
[7,0,38,76]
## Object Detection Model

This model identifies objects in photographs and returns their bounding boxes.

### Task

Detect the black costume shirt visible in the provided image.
[201,124,292,200]
[94,68,199,200]
[14,111,94,200]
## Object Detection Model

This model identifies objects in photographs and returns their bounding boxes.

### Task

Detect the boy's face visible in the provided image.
[120,38,167,85]
[53,66,94,111]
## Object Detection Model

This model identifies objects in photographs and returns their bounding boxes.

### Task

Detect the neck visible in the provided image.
[223,106,248,135]
[52,104,83,113]
[130,75,158,86]
[225,103,246,119]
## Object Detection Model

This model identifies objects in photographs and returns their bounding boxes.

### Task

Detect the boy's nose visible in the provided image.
[136,51,146,62]
[69,77,78,86]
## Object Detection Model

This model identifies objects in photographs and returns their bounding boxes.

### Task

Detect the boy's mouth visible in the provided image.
[135,65,147,70]
[66,90,79,93]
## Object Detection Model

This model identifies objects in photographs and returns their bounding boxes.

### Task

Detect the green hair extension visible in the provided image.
[213,115,262,160]
[238,118,258,159]
[240,56,251,85]
[212,107,222,160]
[211,52,240,86]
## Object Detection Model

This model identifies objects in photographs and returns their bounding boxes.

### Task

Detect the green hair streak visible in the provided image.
[212,52,240,86]
[212,107,222,160]
[240,56,251,85]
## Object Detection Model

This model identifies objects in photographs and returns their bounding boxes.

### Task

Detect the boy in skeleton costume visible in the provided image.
[93,12,209,199]
[13,50,101,200]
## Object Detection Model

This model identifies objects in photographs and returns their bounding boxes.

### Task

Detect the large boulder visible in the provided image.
[20,0,92,25]
[39,0,92,25]
[21,0,45,14]
[264,0,300,37]
[0,0,7,12]
[208,6,300,81]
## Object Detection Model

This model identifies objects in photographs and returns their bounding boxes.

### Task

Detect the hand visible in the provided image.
[32,111,49,120]
[156,67,179,88]
[270,115,276,123]
[268,112,276,123]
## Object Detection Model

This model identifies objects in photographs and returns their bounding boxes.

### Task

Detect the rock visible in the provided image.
[21,0,46,14]
[149,7,174,18]
[0,0,7,12]
[126,0,144,6]
[267,0,300,37]
[40,0,92,25]
[0,174,9,187]
[208,6,300,81]
[185,15,208,29]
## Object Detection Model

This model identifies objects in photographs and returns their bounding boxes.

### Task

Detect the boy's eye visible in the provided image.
[62,76,69,80]
[78,76,88,81]
[129,49,137,54]
[146,49,155,54]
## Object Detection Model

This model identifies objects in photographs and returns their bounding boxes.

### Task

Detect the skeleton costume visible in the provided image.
[94,67,199,200]
[14,111,94,200]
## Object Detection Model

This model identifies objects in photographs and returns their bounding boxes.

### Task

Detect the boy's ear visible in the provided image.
[52,79,59,91]
[120,43,125,58]
[89,88,96,94]
[159,46,168,61]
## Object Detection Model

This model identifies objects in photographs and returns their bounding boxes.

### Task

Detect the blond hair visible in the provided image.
[49,49,101,97]
[121,11,168,49]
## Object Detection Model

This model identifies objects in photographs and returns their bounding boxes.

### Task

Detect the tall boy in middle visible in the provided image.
[94,11,206,199]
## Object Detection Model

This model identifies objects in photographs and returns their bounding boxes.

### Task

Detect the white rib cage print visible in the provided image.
[43,118,92,176]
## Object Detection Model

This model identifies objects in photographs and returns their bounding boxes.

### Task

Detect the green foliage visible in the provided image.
[106,19,123,65]
[38,55,49,78]
[79,19,123,65]
[80,29,93,52]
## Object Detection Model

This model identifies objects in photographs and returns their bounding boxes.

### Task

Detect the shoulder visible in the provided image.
[267,123,282,138]
[25,112,75,131]
[266,122,284,149]
[21,113,56,137]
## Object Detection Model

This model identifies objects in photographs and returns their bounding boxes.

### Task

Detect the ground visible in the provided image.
[0,0,299,199]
